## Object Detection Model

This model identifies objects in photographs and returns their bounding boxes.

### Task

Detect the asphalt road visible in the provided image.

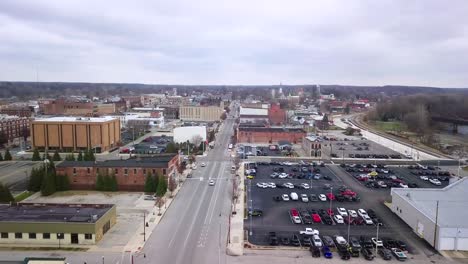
[136,117,235,264]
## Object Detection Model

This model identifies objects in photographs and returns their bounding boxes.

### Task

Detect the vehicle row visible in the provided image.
[268,231,408,261]
[285,207,383,226]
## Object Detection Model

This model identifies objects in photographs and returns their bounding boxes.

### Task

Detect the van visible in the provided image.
[290,192,299,201]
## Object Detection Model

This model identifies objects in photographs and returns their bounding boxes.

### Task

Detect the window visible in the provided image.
[15,233,22,239]
[87,168,91,174]
[163,169,167,175]
[43,233,50,239]
[143,169,146,175]
[29,233,36,239]
[134,169,137,174]
[115,168,118,174]
[124,169,128,175]
[73,168,77,174]
[152,169,156,174]
[85,233,93,240]
[1,233,8,239]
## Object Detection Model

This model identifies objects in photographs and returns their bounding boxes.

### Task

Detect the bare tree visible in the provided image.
[155,197,165,216]
[191,135,203,146]
[168,176,177,198]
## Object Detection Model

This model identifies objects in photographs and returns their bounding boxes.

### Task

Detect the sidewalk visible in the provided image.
[227,163,245,256]
[120,170,190,254]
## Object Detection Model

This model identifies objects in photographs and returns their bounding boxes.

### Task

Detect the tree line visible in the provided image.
[32,149,96,162]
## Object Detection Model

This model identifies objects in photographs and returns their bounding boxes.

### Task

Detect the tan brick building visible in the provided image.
[31,117,121,153]
[55,154,179,191]
[179,102,224,122]
[0,115,30,143]
[237,126,306,144]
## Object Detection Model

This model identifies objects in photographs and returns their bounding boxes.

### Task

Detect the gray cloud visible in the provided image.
[0,0,467,87]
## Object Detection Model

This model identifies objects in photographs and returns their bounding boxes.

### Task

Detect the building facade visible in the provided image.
[55,154,179,191]
[268,103,286,125]
[237,126,306,144]
[391,178,468,251]
[31,117,121,153]
[0,115,30,143]
[0,203,116,246]
[179,103,224,122]
[302,136,322,158]
[0,106,34,117]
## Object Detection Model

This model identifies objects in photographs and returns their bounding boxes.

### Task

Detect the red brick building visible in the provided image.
[0,115,30,143]
[0,106,34,117]
[55,154,179,191]
[237,126,306,144]
[268,103,286,125]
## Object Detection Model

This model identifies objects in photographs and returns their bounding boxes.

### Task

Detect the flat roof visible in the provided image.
[238,126,305,133]
[56,154,177,169]
[33,116,117,123]
[239,107,268,116]
[392,177,468,228]
[0,203,113,223]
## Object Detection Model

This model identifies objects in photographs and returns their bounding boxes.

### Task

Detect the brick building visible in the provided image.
[237,126,306,144]
[31,117,121,153]
[0,115,30,144]
[55,154,179,191]
[0,106,34,117]
[268,103,286,125]
[302,136,322,158]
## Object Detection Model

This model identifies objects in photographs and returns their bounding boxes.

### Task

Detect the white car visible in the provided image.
[334,235,347,245]
[283,182,294,189]
[278,173,288,179]
[270,172,279,178]
[312,235,323,247]
[267,182,276,188]
[256,182,267,188]
[282,194,290,201]
[334,215,344,224]
[201,163,206,167]
[348,210,358,218]
[292,216,302,224]
[290,192,299,201]
[209,179,215,186]
[318,194,327,202]
[371,237,383,247]
[362,215,374,225]
[429,178,442,186]
[399,182,409,188]
[300,194,309,202]
[358,209,368,218]
[299,228,319,236]
[337,207,348,217]
[192,165,197,170]
[381,169,389,173]
[300,183,310,189]
[420,176,429,181]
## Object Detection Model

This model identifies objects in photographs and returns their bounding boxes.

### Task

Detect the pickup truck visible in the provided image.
[391,248,407,261]
[299,228,319,236]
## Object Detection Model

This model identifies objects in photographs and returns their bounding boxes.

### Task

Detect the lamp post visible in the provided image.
[143,212,146,242]
[329,186,333,218]
[375,223,380,256]
[248,179,252,237]
[101,256,104,264]
[347,213,351,243]
[43,158,50,178]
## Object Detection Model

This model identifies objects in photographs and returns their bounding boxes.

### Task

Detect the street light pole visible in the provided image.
[143,212,146,242]
[375,223,380,256]
[249,179,252,237]
[329,186,333,217]
[347,214,351,243]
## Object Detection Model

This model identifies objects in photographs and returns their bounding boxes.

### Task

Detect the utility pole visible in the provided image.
[249,179,252,237]
[143,212,146,242]
[375,223,380,256]
[329,186,333,217]
[347,213,351,243]
[433,200,439,248]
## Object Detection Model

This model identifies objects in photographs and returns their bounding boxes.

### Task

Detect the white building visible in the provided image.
[173,126,206,143]
[391,178,468,251]
[239,107,268,124]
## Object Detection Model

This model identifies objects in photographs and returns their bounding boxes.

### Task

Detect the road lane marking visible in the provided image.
[204,162,226,225]
[208,162,227,224]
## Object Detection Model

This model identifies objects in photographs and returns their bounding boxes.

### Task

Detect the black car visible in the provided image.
[281,236,290,245]
[349,237,362,251]
[361,247,375,260]
[302,215,313,224]
[303,236,312,247]
[269,232,278,245]
[310,245,321,258]
[337,245,351,260]
[360,236,373,249]
[273,196,281,201]
[248,209,263,216]
[367,209,377,218]
[395,240,408,251]
[335,194,345,202]
[323,215,333,225]
[378,248,392,260]
[291,234,301,246]
[323,175,332,181]
[408,183,419,188]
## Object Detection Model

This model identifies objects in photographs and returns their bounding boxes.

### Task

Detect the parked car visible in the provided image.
[391,248,408,261]
[310,194,319,202]
[361,247,375,260]
[348,210,358,218]
[290,192,299,201]
[303,236,312,247]
[300,194,309,202]
[429,178,442,186]
[322,246,333,258]
[299,228,319,236]
[248,209,263,216]
[281,236,290,245]
[318,194,327,201]
[360,236,373,249]
[378,248,392,260]
[309,245,321,258]
[334,235,347,246]
[282,194,290,201]
[322,236,336,248]
[337,245,351,260]
[291,234,301,246]
[371,237,383,247]
[337,207,348,217]
[312,235,323,247]
[269,232,278,245]
[334,215,344,224]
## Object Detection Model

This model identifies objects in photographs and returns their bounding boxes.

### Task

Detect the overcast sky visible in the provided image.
[0,0,467,87]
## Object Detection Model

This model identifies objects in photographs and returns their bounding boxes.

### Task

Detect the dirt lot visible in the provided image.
[24,191,155,252]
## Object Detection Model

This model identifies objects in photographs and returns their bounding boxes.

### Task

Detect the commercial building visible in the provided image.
[237,126,306,144]
[391,178,468,251]
[173,126,206,143]
[268,103,286,125]
[179,102,224,122]
[40,99,116,116]
[0,115,30,143]
[0,106,34,117]
[55,154,179,191]
[239,107,268,125]
[31,117,121,153]
[302,136,322,158]
[0,203,116,246]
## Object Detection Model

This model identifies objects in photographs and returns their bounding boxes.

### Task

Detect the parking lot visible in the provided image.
[237,145,292,159]
[328,139,409,160]
[340,164,451,189]
[0,161,40,194]
[243,160,446,261]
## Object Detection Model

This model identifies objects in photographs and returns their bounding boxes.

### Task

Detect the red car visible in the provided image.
[290,208,299,217]
[312,214,321,223]
[341,190,357,197]
[326,192,335,201]
[327,208,334,216]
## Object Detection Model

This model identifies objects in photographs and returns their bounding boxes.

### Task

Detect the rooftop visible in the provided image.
[33,116,117,123]
[239,107,268,116]
[56,154,177,168]
[0,203,113,223]
[392,177,468,228]
[238,126,305,133]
